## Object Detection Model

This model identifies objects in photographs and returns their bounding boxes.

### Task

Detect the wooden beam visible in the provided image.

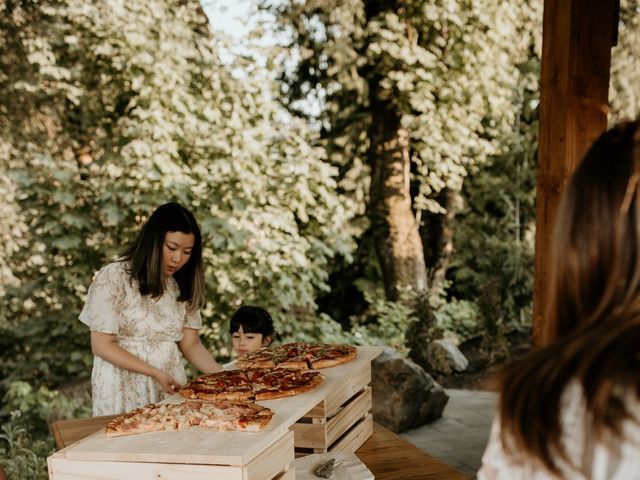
[533,0,618,347]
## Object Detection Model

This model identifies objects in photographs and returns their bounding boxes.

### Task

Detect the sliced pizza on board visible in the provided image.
[179,367,325,401]
[105,399,273,437]
[236,342,357,371]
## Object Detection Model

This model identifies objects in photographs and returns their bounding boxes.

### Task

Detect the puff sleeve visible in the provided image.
[184,306,203,329]
[79,263,128,334]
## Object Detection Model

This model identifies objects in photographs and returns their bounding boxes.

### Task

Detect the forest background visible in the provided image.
[1,0,640,477]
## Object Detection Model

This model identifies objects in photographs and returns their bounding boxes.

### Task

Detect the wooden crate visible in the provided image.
[291,359,374,454]
[48,429,295,480]
[273,467,296,480]
[307,358,372,417]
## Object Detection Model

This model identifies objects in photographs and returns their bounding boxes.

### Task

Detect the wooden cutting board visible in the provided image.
[58,346,382,466]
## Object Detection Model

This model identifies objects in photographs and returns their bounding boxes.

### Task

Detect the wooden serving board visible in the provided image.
[56,346,382,466]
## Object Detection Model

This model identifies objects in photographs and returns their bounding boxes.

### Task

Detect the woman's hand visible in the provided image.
[91,331,179,390]
[178,328,223,374]
[152,369,181,394]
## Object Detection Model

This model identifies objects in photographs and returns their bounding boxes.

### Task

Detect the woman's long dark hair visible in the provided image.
[499,121,640,475]
[121,202,204,310]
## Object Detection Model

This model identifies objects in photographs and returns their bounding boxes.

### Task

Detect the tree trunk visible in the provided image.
[368,85,428,301]
[421,187,457,296]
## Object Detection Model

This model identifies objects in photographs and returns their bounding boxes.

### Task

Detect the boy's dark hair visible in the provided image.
[229,306,275,337]
[121,202,204,309]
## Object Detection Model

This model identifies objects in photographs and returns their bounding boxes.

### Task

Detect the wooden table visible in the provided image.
[357,423,469,480]
[51,417,469,479]
[51,415,118,451]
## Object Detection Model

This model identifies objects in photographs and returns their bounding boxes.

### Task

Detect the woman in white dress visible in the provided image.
[478,121,640,479]
[80,202,222,415]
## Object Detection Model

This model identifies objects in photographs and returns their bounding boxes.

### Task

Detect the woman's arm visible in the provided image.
[178,328,222,374]
[90,331,179,394]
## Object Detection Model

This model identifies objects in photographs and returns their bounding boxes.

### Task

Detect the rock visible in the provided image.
[426,339,469,375]
[371,347,449,433]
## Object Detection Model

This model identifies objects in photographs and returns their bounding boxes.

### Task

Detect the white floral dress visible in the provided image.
[478,381,640,480]
[79,261,202,416]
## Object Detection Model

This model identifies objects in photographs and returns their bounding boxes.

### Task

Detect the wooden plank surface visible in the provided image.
[323,360,371,414]
[243,430,294,480]
[50,415,118,450]
[242,431,295,480]
[49,432,294,480]
[326,387,371,445]
[49,415,468,479]
[274,468,295,480]
[48,455,245,480]
[54,346,382,465]
[356,423,470,480]
[330,414,373,454]
[291,387,372,449]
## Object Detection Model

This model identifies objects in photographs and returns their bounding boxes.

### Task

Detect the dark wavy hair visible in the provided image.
[229,306,275,338]
[498,121,640,475]
[121,202,204,309]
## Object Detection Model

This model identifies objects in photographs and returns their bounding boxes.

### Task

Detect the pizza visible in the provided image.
[178,369,254,402]
[105,399,273,437]
[236,342,357,371]
[179,367,325,401]
[244,368,325,400]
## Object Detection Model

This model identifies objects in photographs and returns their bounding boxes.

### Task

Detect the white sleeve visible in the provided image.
[477,417,506,480]
[184,306,203,329]
[477,416,537,480]
[79,263,127,334]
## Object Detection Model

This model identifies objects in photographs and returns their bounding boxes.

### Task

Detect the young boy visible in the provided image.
[229,305,275,357]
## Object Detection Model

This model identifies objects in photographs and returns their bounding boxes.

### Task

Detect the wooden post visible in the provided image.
[533,0,618,347]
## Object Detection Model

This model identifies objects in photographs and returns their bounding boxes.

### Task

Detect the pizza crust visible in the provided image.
[310,347,357,369]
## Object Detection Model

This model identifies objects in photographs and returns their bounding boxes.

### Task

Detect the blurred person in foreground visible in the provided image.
[479,121,640,479]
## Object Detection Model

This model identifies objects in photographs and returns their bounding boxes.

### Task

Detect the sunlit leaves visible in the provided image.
[0,0,355,388]
[270,0,540,216]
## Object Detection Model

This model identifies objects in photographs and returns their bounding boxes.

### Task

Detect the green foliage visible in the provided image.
[267,0,543,343]
[441,3,540,346]
[0,0,355,392]
[350,287,418,352]
[445,101,538,344]
[433,298,480,343]
[0,421,50,480]
[2,381,91,427]
[0,380,91,479]
[2,0,640,473]
[610,0,640,123]
[268,0,537,211]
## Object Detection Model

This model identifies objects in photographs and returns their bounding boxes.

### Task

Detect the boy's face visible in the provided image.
[232,325,271,357]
